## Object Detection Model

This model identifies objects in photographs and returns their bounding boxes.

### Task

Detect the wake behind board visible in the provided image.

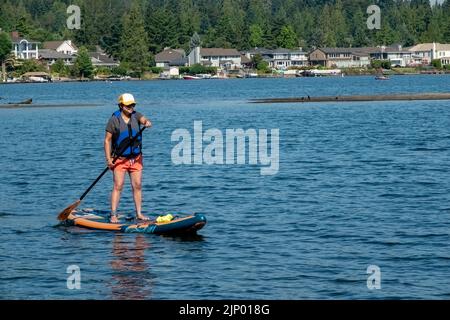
[63,210,206,235]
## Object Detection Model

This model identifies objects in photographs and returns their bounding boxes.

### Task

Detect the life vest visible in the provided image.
[111,110,142,158]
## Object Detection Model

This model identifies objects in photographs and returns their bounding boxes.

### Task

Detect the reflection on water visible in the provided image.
[110,234,153,300]
[162,233,205,242]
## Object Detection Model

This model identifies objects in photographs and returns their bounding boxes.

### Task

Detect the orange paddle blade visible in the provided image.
[57,200,81,221]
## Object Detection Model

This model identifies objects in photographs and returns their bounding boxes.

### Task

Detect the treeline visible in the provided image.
[1,0,450,55]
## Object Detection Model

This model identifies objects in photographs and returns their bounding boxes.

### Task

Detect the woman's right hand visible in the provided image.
[107,158,115,170]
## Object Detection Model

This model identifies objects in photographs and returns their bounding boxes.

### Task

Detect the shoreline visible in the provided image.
[1,71,449,85]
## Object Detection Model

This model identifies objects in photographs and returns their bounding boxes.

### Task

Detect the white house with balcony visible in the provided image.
[188,47,241,69]
[11,31,39,60]
[243,48,308,69]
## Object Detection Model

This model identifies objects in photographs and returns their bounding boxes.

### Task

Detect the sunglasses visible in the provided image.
[123,104,136,109]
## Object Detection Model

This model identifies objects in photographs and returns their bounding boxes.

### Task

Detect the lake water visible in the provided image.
[1,75,450,299]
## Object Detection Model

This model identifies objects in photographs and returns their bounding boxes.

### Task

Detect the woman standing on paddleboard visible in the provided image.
[104,93,152,223]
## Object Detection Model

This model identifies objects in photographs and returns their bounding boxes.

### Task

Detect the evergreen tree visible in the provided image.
[276,25,298,49]
[146,5,178,53]
[74,46,94,79]
[0,32,12,82]
[249,24,264,48]
[119,2,151,78]
[189,32,202,51]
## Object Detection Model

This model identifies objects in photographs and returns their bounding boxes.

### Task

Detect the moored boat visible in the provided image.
[183,75,201,80]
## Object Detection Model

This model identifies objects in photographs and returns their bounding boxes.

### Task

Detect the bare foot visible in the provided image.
[136,214,150,221]
[110,215,119,223]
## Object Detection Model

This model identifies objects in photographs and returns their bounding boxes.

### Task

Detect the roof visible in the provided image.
[10,31,39,44]
[240,54,251,64]
[311,47,372,57]
[155,48,186,63]
[243,48,306,55]
[409,43,450,52]
[200,48,241,57]
[271,48,306,54]
[22,72,50,77]
[88,52,118,65]
[39,49,74,59]
[244,48,272,55]
[43,40,78,51]
[318,47,354,54]
[11,36,39,44]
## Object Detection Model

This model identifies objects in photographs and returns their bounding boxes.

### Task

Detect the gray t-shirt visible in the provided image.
[106,111,143,135]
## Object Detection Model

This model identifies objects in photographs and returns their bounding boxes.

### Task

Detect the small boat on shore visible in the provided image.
[183,75,201,80]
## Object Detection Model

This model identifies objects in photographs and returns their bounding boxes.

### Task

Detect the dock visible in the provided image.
[250,92,450,104]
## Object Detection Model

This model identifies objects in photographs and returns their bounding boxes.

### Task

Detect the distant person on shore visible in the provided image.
[104,93,152,223]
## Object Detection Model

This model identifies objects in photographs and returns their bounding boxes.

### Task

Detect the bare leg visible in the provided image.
[130,170,148,220]
[111,170,125,223]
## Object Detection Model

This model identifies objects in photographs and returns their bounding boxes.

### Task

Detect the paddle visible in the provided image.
[57,126,147,221]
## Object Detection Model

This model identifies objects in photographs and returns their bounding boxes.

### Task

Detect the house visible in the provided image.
[10,31,39,60]
[89,50,119,68]
[155,48,187,68]
[366,45,413,67]
[188,47,242,69]
[43,40,78,55]
[240,54,252,68]
[289,48,309,67]
[38,49,75,66]
[309,48,370,68]
[408,43,450,65]
[242,48,308,69]
[159,66,180,79]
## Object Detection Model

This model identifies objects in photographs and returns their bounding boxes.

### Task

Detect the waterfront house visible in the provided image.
[43,40,78,55]
[243,48,308,69]
[368,45,413,67]
[188,47,242,69]
[10,31,39,60]
[155,48,187,68]
[89,52,119,68]
[88,47,119,68]
[269,48,308,69]
[350,46,413,67]
[38,49,75,66]
[408,43,450,65]
[309,48,370,68]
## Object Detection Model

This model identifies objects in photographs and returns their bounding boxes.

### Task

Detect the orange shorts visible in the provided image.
[113,155,143,172]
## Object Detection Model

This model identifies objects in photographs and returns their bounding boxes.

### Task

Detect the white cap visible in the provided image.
[118,93,136,106]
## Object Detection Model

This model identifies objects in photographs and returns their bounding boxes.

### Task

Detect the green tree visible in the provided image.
[432,59,442,69]
[50,59,69,76]
[0,32,12,82]
[146,6,178,54]
[251,53,270,72]
[119,2,151,78]
[249,24,263,48]
[74,46,94,79]
[276,25,297,49]
[189,32,201,51]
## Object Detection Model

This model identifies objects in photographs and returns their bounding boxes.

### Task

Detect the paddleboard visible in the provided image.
[63,210,207,235]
